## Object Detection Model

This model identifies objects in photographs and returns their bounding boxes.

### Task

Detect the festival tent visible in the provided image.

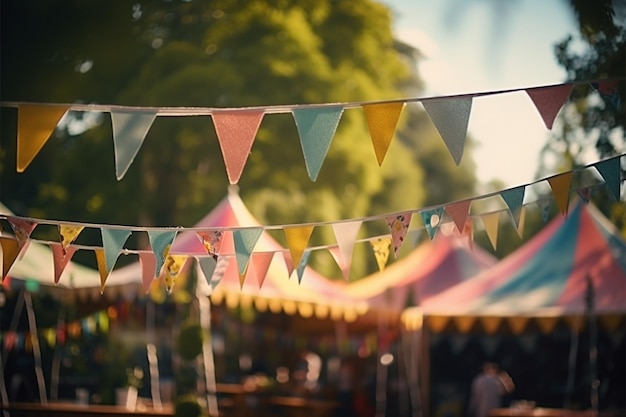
[342,233,498,320]
[402,200,626,334]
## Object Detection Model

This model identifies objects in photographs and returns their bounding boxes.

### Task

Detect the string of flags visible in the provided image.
[1,154,623,293]
[1,79,621,182]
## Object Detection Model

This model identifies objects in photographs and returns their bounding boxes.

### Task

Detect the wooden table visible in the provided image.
[490,408,626,417]
[265,396,339,417]
[4,401,174,417]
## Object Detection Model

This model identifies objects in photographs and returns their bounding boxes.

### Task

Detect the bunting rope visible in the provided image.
[1,78,622,181]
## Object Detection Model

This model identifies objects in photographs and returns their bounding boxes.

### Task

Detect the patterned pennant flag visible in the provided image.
[196,231,223,260]
[370,237,391,272]
[444,200,471,234]
[251,252,274,288]
[419,207,444,240]
[148,230,178,277]
[50,243,78,285]
[100,228,132,273]
[295,250,312,284]
[362,102,404,166]
[422,96,472,165]
[7,217,37,252]
[284,225,314,269]
[212,110,265,184]
[293,106,344,181]
[163,254,188,293]
[385,212,411,257]
[111,110,157,180]
[94,248,109,293]
[526,84,572,130]
[577,186,592,204]
[17,104,70,172]
[594,158,621,201]
[138,251,157,293]
[500,186,526,229]
[481,211,500,250]
[547,172,573,216]
[233,228,263,276]
[1,237,21,281]
[58,224,85,253]
[331,220,362,281]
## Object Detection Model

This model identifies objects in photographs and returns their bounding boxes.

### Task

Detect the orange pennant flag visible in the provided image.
[1,237,21,281]
[284,226,314,270]
[251,252,274,288]
[94,248,109,294]
[547,172,573,216]
[362,102,404,166]
[17,104,70,172]
[212,110,265,184]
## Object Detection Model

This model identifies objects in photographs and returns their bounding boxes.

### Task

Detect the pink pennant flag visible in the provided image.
[282,251,295,278]
[139,251,158,293]
[50,243,78,285]
[385,212,412,257]
[7,217,37,252]
[331,220,362,281]
[250,251,275,288]
[212,110,265,184]
[196,230,224,260]
[444,200,471,234]
[328,246,351,281]
[526,84,572,130]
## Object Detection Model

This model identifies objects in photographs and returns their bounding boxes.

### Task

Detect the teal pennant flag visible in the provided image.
[101,228,132,273]
[233,228,263,276]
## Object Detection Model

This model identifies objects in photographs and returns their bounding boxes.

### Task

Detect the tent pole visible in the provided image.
[198,285,219,416]
[563,319,579,410]
[420,316,430,417]
[146,299,163,410]
[49,306,66,401]
[585,275,598,415]
[23,291,47,404]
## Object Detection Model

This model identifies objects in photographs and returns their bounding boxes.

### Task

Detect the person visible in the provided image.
[468,362,515,417]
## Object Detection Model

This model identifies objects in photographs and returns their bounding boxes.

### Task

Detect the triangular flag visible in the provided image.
[594,158,621,201]
[370,237,391,272]
[251,252,274,288]
[197,256,217,288]
[500,186,526,229]
[138,251,158,294]
[331,220,362,281]
[111,110,157,180]
[516,206,527,238]
[1,237,21,280]
[526,84,572,129]
[591,80,621,109]
[536,199,552,223]
[212,110,265,184]
[284,225,314,269]
[385,212,411,257]
[17,104,69,172]
[233,228,263,276]
[419,207,444,240]
[577,186,592,204]
[7,217,37,252]
[444,200,471,233]
[329,246,351,281]
[100,228,132,273]
[292,106,344,181]
[422,96,472,165]
[58,224,85,252]
[282,252,295,278]
[196,230,223,260]
[94,248,109,293]
[481,212,500,250]
[295,250,312,284]
[50,243,78,285]
[362,102,404,165]
[148,230,178,277]
[163,254,188,293]
[548,172,573,216]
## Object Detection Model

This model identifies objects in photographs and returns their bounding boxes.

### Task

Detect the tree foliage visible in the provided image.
[0,0,479,278]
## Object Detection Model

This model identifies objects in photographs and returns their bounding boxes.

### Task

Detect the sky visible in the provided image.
[383,0,580,188]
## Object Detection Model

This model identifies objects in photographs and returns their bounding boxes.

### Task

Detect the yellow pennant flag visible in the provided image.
[547,172,573,216]
[516,206,527,238]
[17,104,70,172]
[58,224,85,251]
[362,102,404,166]
[481,211,500,250]
[284,226,314,270]
[1,237,21,280]
[164,254,187,293]
[94,248,109,294]
[370,236,391,272]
